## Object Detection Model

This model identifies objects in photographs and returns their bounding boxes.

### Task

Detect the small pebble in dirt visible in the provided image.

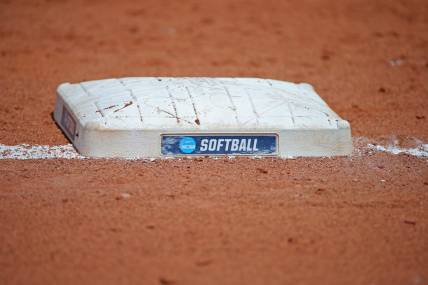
[351,104,361,110]
[315,188,326,194]
[116,193,131,200]
[380,179,386,183]
[159,277,175,285]
[373,31,383,38]
[389,58,404,66]
[378,87,386,93]
[415,115,425,120]
[195,259,213,267]
[128,26,139,34]
[390,31,400,37]
[257,168,268,174]
[321,54,330,60]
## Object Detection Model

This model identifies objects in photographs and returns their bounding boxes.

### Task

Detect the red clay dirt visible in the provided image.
[0,0,427,284]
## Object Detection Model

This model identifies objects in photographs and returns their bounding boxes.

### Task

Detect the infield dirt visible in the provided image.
[0,0,427,284]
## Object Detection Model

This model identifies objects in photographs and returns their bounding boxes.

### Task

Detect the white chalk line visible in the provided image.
[0,137,427,160]
[367,143,428,158]
[0,144,84,160]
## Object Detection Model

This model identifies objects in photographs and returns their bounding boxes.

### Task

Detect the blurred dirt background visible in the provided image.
[0,0,427,284]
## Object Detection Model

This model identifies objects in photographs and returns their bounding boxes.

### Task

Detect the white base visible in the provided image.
[54,77,352,158]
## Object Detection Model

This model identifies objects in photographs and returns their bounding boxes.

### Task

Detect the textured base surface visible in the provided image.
[54,78,352,158]
[1,0,428,284]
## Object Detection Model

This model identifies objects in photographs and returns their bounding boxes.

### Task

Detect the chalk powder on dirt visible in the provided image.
[0,144,84,160]
[367,143,428,158]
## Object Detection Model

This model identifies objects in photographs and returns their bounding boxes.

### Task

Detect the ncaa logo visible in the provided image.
[179,137,196,154]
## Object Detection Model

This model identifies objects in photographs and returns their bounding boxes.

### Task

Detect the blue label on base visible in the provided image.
[161,134,277,156]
